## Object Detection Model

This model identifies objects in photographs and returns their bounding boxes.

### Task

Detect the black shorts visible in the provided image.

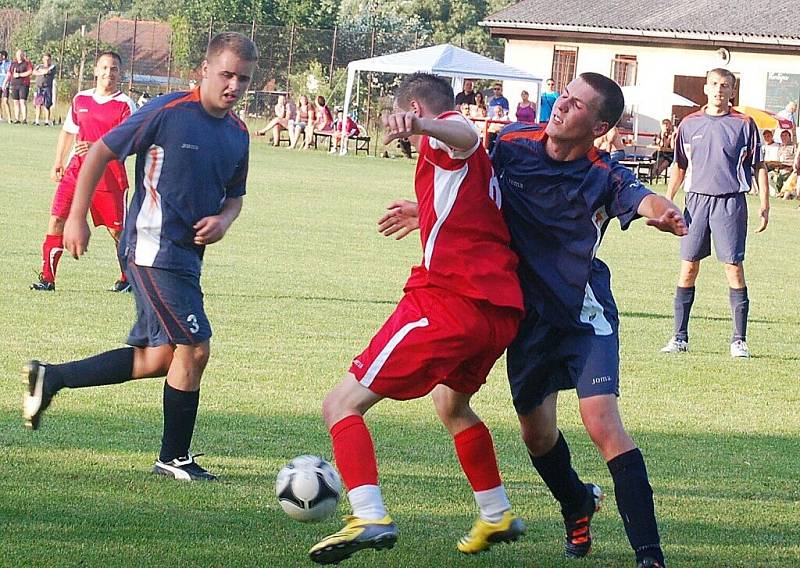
[507,314,620,415]
[125,257,211,347]
[10,84,29,101]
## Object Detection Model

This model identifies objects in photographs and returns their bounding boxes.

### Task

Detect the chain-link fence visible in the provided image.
[3,10,505,151]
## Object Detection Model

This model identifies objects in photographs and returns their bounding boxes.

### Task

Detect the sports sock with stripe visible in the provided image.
[330,415,386,520]
[41,234,63,283]
[453,421,509,522]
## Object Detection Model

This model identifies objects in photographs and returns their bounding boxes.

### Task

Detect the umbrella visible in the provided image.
[620,85,699,108]
[732,106,794,130]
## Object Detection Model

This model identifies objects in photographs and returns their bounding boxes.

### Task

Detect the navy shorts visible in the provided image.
[681,192,747,264]
[125,258,211,347]
[507,315,620,416]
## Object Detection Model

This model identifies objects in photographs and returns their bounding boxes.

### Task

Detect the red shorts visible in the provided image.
[51,170,126,230]
[349,287,521,400]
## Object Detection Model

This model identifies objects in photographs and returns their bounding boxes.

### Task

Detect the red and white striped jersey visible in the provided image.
[404,111,523,312]
[63,88,136,192]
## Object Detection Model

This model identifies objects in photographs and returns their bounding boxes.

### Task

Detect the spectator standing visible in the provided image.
[487,83,509,113]
[9,49,33,124]
[662,68,768,358]
[455,79,476,106]
[0,50,11,122]
[515,90,536,123]
[539,78,559,122]
[32,53,56,126]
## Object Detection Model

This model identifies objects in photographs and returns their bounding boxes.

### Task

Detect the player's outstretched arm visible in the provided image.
[193,196,243,246]
[665,165,685,202]
[754,162,769,233]
[63,140,118,259]
[381,111,478,151]
[639,194,688,236]
[378,199,419,240]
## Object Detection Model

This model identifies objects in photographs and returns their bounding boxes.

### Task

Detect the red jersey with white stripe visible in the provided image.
[404,111,523,311]
[63,88,136,192]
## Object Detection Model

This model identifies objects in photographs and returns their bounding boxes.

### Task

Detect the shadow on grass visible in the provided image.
[1,408,798,567]
[621,310,776,324]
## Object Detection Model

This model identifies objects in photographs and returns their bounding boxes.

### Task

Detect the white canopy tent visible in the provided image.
[339,44,542,154]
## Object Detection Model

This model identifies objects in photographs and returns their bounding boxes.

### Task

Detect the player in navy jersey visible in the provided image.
[309,72,525,565]
[661,68,769,358]
[491,73,687,568]
[21,32,257,481]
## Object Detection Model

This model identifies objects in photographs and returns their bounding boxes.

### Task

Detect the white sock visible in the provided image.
[474,485,511,523]
[347,484,387,520]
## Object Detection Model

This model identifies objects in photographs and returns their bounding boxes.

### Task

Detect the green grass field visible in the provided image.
[1,125,798,567]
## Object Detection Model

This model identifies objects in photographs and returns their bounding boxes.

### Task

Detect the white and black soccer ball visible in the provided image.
[276,455,342,522]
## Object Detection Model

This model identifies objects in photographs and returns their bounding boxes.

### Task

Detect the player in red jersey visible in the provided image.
[309,72,526,565]
[31,51,136,292]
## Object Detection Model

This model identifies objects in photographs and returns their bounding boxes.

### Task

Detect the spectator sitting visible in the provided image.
[256,94,295,146]
[459,102,471,117]
[288,94,314,148]
[486,105,510,151]
[455,79,476,106]
[776,100,797,125]
[515,89,536,123]
[594,126,625,162]
[768,129,796,195]
[487,82,509,113]
[329,108,359,154]
[304,95,334,149]
[470,91,487,119]
[651,118,676,178]
[762,129,779,161]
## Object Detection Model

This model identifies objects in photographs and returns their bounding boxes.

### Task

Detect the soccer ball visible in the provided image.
[276,455,342,522]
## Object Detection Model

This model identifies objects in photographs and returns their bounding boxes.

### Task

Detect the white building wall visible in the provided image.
[502,37,800,133]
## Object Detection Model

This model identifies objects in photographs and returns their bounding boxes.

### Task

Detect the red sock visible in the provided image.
[454,422,503,491]
[330,415,379,490]
[41,234,64,283]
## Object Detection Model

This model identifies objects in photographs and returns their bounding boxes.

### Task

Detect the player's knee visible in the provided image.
[520,421,558,456]
[322,388,353,428]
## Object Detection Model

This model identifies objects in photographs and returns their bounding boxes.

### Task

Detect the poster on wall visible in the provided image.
[765,72,800,118]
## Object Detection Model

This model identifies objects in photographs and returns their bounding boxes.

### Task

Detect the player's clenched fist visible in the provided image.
[381,110,421,145]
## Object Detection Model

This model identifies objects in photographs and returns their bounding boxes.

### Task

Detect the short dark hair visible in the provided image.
[0,50,6,58]
[579,72,625,127]
[96,51,122,66]
[707,67,736,87]
[394,72,454,114]
[316,95,326,106]
[206,32,258,63]
[43,52,51,58]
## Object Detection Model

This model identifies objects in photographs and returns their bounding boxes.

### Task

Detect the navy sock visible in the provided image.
[159,382,200,462]
[729,287,749,342]
[44,348,135,395]
[607,448,664,564]
[529,431,587,516]
[673,286,695,342]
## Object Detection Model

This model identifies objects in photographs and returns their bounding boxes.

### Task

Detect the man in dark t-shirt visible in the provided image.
[9,49,33,123]
[33,53,57,126]
[455,79,476,106]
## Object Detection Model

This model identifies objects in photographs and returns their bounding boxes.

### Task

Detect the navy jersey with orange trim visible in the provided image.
[103,88,249,275]
[492,122,653,334]
[674,108,761,196]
